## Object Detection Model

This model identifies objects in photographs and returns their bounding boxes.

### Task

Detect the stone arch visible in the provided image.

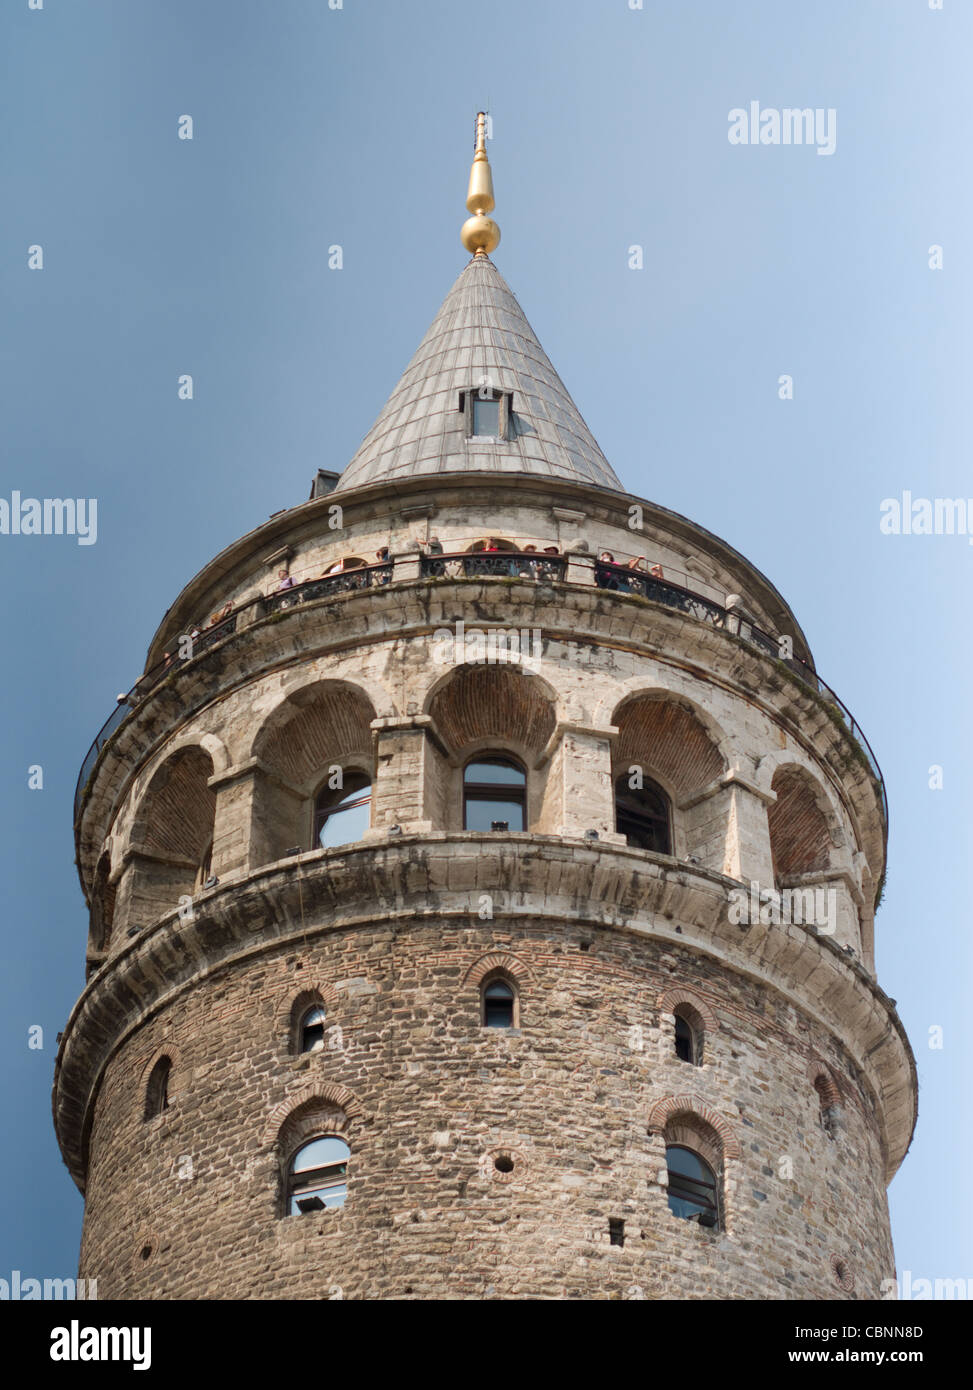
[425,664,558,764]
[647,1095,741,1160]
[768,764,834,882]
[251,680,377,791]
[656,986,718,1032]
[123,746,216,927]
[131,746,216,863]
[137,1043,186,1121]
[611,692,727,800]
[249,681,378,864]
[463,950,535,988]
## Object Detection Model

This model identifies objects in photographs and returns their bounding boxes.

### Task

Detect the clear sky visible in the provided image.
[1,0,969,1291]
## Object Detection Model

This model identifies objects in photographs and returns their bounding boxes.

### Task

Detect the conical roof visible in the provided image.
[333,254,623,494]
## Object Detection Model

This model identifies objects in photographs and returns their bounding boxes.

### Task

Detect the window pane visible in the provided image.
[318,794,371,848]
[464,760,525,786]
[292,1136,350,1174]
[471,397,500,436]
[464,796,525,832]
[666,1146,711,1181]
[290,1180,347,1215]
[484,981,513,1000]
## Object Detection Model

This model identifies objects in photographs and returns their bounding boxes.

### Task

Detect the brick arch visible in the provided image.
[647,1095,741,1160]
[425,664,558,762]
[274,982,340,1034]
[768,765,833,879]
[261,1084,366,1148]
[656,986,718,1031]
[611,693,726,801]
[807,1060,841,1109]
[131,746,216,863]
[463,951,535,988]
[251,680,378,793]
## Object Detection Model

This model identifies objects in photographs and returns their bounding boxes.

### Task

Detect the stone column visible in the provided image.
[680,770,776,884]
[536,721,625,842]
[367,716,437,835]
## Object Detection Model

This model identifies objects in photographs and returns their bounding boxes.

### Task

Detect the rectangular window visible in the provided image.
[471,396,500,437]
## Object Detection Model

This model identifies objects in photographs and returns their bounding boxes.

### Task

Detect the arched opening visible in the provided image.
[612,694,725,864]
[144,1057,171,1120]
[287,1136,350,1215]
[657,1108,727,1231]
[673,1003,704,1066]
[614,772,671,853]
[481,973,518,1028]
[768,767,832,884]
[313,770,372,848]
[299,1005,327,1054]
[126,747,216,926]
[250,682,377,866]
[463,755,526,832]
[665,1145,719,1227]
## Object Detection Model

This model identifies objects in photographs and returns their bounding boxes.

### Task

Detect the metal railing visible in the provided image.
[421,549,567,581]
[74,553,886,834]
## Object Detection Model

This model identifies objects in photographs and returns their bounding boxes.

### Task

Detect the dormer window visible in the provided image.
[459,389,512,441]
[472,396,500,437]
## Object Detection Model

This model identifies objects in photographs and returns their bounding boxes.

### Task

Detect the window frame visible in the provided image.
[459,388,513,441]
[665,1144,720,1228]
[286,1135,350,1216]
[312,767,372,849]
[462,754,527,832]
[614,773,672,854]
[481,973,519,1029]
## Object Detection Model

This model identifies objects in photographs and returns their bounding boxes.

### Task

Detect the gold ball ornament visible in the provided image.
[461,214,501,256]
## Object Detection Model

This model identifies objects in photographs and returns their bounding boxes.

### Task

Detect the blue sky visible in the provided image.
[1,0,968,1289]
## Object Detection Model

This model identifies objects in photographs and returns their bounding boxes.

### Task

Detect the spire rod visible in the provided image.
[461,112,501,257]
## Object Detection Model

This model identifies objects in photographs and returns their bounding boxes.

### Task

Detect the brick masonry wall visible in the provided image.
[78,916,894,1301]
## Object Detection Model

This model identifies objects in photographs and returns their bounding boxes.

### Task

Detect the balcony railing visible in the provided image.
[421,549,567,581]
[74,553,886,834]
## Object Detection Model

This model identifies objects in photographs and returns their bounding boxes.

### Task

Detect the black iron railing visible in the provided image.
[421,550,567,581]
[75,553,886,834]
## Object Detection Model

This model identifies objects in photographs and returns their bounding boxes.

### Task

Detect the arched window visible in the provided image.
[144,1057,171,1120]
[482,976,517,1028]
[665,1145,719,1227]
[673,1004,703,1066]
[614,774,671,854]
[313,772,371,849]
[287,1136,350,1215]
[463,756,526,832]
[299,1005,327,1054]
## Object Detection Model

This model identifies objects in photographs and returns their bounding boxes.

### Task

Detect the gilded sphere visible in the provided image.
[461,214,500,256]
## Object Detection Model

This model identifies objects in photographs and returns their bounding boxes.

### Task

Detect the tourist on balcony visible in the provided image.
[275,570,295,591]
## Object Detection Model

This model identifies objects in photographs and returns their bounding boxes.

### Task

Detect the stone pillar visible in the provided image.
[537,722,625,841]
[680,770,776,884]
[367,716,436,835]
[208,760,265,878]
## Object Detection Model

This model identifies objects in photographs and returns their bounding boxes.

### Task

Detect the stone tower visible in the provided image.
[57,120,916,1300]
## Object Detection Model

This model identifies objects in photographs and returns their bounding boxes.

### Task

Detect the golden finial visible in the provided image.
[461,112,501,257]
